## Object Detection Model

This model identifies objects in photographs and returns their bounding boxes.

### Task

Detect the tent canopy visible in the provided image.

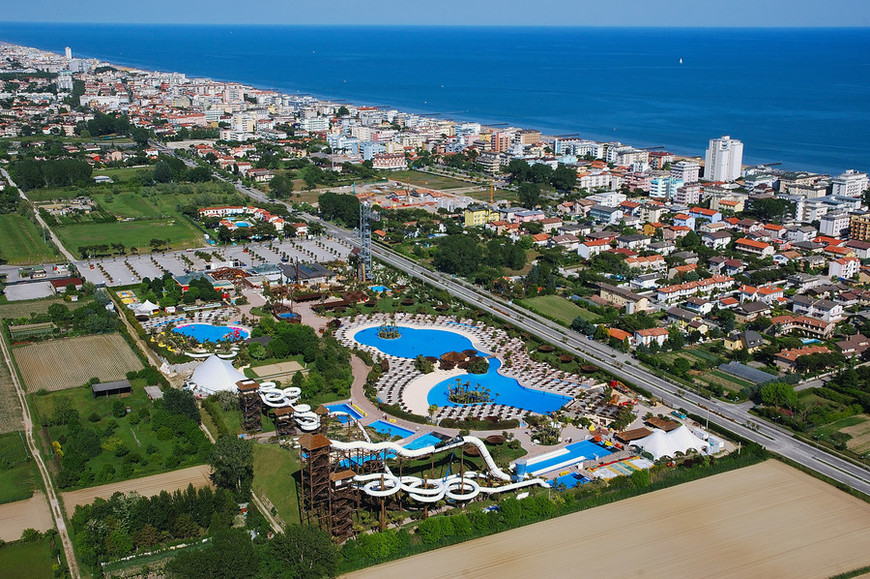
[188,355,248,395]
[634,424,709,460]
[135,300,160,314]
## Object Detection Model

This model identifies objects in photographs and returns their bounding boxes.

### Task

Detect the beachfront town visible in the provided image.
[1,39,870,577]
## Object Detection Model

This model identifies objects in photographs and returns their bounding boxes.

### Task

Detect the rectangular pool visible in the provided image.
[403,433,444,450]
[327,403,363,423]
[522,440,611,477]
[368,420,415,439]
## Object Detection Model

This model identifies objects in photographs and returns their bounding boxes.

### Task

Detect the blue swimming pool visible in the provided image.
[327,403,363,424]
[354,326,480,359]
[172,323,248,343]
[353,325,571,414]
[369,285,390,293]
[403,433,443,450]
[517,440,611,477]
[278,312,301,320]
[368,420,415,439]
[551,473,590,489]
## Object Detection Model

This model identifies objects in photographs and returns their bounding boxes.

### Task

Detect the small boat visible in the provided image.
[679,58,683,64]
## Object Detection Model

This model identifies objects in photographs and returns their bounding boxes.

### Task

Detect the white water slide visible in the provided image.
[331,436,550,502]
[257,382,320,431]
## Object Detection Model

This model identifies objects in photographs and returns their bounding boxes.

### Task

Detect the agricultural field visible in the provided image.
[0,214,59,265]
[252,444,301,527]
[0,431,39,504]
[813,414,870,456]
[53,218,204,258]
[0,297,88,321]
[0,493,53,543]
[0,357,23,434]
[0,535,56,577]
[91,166,151,182]
[517,295,601,326]
[348,461,870,579]
[13,333,143,392]
[60,464,212,516]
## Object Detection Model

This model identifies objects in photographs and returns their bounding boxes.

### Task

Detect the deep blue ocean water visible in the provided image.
[1,24,868,174]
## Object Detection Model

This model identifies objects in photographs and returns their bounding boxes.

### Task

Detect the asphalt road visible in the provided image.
[156,143,870,496]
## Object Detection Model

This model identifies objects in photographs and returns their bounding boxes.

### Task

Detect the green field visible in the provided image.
[518,295,601,326]
[252,444,301,527]
[30,381,209,489]
[0,215,59,265]
[0,538,55,579]
[91,191,194,219]
[0,431,39,504]
[92,166,151,182]
[22,187,85,203]
[0,297,89,321]
[54,218,204,257]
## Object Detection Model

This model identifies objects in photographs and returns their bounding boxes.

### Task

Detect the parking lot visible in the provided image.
[75,236,356,287]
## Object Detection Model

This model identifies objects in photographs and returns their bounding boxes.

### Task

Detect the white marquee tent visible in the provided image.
[187,355,248,396]
[634,424,709,461]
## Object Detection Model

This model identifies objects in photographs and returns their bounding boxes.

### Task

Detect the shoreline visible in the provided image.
[1,30,866,174]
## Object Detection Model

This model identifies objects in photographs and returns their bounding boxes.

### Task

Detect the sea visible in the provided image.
[1,24,868,175]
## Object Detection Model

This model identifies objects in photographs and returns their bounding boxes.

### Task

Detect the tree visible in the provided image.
[433,235,482,276]
[248,342,267,360]
[166,529,256,579]
[760,382,798,410]
[269,174,294,198]
[153,161,173,183]
[162,389,201,423]
[262,525,338,579]
[745,197,794,222]
[551,165,577,191]
[318,191,360,227]
[208,436,254,498]
[518,182,541,208]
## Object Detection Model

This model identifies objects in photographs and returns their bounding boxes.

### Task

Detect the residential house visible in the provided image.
[598,283,650,313]
[791,295,844,322]
[703,230,732,249]
[588,205,624,224]
[769,314,834,339]
[689,207,721,223]
[578,239,611,259]
[634,327,670,348]
[829,257,860,279]
[836,334,870,358]
[616,234,651,251]
[735,238,774,258]
[740,330,765,352]
[775,345,831,372]
[733,301,771,323]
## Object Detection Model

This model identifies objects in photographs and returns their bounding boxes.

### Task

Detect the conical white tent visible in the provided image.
[187,355,248,396]
[634,425,709,460]
[134,300,160,315]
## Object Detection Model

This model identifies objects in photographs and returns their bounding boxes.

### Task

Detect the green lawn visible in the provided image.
[0,538,55,579]
[92,166,151,182]
[30,381,209,490]
[23,187,85,202]
[0,215,60,265]
[252,444,301,526]
[54,217,204,257]
[0,297,89,321]
[517,295,601,326]
[0,431,39,504]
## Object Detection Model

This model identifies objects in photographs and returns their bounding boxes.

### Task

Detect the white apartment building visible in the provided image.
[819,212,850,237]
[670,160,700,183]
[649,177,683,199]
[831,170,869,198]
[704,135,744,182]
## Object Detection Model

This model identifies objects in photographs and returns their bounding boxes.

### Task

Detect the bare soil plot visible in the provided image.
[0,492,53,542]
[842,414,870,454]
[14,333,143,392]
[0,359,23,433]
[345,461,870,579]
[251,360,306,382]
[61,465,213,516]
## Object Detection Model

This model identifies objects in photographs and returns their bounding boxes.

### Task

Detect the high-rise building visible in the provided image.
[64,46,72,60]
[704,135,744,182]
[831,170,869,198]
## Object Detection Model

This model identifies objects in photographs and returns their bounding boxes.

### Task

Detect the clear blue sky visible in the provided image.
[3,0,870,27]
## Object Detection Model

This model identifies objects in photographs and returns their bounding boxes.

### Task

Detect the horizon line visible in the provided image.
[2,22,870,29]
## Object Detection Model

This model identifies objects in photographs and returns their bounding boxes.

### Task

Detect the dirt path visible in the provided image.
[0,328,80,577]
[0,492,54,542]
[60,465,213,516]
[344,461,870,579]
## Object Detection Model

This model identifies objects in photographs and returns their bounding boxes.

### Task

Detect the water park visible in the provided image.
[337,314,587,422]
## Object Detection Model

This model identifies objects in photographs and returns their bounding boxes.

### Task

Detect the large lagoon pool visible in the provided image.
[172,323,249,343]
[353,325,571,414]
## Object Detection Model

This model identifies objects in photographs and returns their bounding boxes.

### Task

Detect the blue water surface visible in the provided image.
[403,433,443,450]
[522,440,611,475]
[0,24,868,174]
[172,323,248,343]
[368,420,415,439]
[326,403,363,424]
[355,325,571,413]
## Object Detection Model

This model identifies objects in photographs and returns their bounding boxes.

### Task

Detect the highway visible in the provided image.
[155,142,870,495]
